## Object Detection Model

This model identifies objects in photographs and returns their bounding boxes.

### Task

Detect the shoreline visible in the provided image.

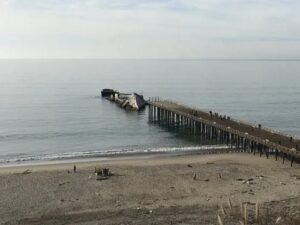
[0,146,230,169]
[0,149,235,174]
[0,150,299,173]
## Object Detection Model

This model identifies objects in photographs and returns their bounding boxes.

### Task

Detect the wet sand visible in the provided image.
[0,153,300,225]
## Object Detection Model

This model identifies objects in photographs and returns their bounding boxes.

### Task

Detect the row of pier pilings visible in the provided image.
[148,103,297,167]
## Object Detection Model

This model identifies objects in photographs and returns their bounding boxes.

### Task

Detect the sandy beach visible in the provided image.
[1,153,300,225]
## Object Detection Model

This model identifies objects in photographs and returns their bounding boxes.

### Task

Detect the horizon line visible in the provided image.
[0,58,300,61]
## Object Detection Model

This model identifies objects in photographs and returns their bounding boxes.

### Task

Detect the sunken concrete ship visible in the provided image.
[101,88,146,111]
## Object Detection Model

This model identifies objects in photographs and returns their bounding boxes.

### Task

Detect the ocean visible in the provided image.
[0,59,300,165]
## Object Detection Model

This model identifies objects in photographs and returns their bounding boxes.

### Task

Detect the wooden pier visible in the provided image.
[148,98,300,166]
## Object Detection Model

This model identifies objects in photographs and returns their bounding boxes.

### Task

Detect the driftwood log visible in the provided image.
[95,167,113,177]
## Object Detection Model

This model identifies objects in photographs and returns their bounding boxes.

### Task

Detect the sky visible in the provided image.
[0,0,300,59]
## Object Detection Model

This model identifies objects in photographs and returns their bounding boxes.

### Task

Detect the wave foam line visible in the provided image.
[0,145,229,164]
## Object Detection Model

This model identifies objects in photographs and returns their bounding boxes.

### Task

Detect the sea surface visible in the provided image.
[0,59,300,165]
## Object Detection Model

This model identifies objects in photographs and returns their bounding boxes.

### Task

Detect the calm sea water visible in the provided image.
[0,59,300,165]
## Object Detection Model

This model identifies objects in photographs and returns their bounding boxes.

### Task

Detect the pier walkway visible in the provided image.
[148,99,300,165]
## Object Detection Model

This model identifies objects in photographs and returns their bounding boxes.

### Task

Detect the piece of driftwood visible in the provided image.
[199,178,210,182]
[217,214,224,225]
[96,176,108,181]
[220,204,226,216]
[193,173,197,180]
[228,197,232,210]
[255,202,259,222]
[236,178,245,181]
[22,169,32,175]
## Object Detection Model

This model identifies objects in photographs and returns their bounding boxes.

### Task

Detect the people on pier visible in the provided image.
[220,115,227,120]
[209,110,232,121]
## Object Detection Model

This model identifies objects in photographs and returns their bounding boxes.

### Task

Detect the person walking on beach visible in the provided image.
[73,165,77,173]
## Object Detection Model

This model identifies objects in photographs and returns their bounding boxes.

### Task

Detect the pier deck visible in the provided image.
[148,100,300,163]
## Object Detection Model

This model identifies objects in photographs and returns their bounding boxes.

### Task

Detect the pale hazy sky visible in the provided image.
[1,0,300,59]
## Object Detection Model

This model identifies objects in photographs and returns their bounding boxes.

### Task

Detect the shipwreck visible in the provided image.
[101,88,146,111]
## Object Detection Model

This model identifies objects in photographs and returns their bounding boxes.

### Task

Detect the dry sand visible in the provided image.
[0,153,299,225]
